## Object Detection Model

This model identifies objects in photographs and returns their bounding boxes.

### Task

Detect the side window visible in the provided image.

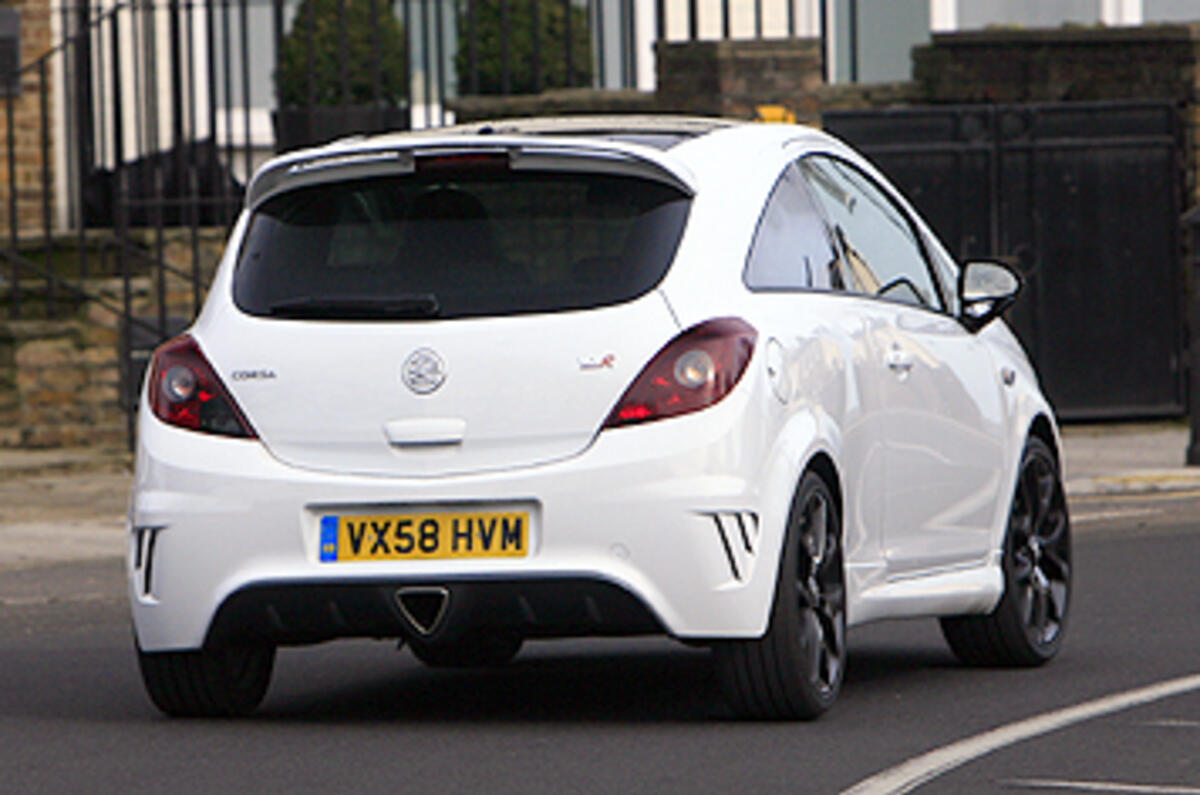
[799,156,943,310]
[744,163,845,292]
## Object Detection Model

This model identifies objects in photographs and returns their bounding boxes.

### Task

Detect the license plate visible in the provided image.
[318,510,530,562]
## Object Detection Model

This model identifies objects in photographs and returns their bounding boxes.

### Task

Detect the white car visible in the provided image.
[129,116,1071,719]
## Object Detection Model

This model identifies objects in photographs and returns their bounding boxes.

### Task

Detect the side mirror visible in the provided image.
[958,260,1021,333]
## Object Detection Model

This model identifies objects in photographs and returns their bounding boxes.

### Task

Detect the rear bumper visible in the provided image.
[129,381,794,651]
[207,578,662,647]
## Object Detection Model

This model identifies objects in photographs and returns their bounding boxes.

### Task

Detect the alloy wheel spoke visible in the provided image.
[1010,486,1035,545]
[1048,581,1069,620]
[1019,583,1035,626]
[819,582,845,619]
[821,606,846,662]
[800,609,823,683]
[1030,586,1049,635]
[1011,549,1034,582]
[1039,510,1068,547]
[795,578,817,609]
[1041,547,1070,581]
[1035,466,1056,530]
[803,496,828,569]
[1020,466,1042,532]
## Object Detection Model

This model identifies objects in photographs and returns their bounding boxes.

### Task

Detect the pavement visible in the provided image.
[0,421,1198,571]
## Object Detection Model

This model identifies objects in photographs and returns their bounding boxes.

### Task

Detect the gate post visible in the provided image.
[1185,206,1200,464]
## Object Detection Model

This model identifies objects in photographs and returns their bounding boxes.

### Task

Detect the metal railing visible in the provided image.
[1,0,818,447]
[0,0,623,446]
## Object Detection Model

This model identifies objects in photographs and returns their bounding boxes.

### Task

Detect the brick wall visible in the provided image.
[0,0,55,237]
[656,39,825,122]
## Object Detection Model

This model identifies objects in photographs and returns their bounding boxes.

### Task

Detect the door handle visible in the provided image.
[384,418,466,447]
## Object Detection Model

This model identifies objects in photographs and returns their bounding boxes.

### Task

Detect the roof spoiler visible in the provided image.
[245,140,696,210]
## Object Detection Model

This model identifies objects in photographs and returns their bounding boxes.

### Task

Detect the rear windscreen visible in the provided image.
[233,168,691,320]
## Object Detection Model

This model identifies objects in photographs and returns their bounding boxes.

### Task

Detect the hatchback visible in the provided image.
[130,116,1070,719]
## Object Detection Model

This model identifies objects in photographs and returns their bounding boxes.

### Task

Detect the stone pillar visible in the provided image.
[655,38,824,123]
[0,0,55,239]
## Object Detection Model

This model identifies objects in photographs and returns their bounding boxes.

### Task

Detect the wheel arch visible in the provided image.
[1028,413,1061,467]
[804,450,844,529]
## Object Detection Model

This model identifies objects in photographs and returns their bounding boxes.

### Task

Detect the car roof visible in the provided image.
[394,115,745,150]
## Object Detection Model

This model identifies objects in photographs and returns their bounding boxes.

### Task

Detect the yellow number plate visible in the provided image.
[318,511,529,562]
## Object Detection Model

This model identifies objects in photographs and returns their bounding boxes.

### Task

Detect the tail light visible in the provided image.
[146,335,257,438]
[604,318,757,429]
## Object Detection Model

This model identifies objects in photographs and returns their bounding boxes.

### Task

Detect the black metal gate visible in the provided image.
[824,101,1185,420]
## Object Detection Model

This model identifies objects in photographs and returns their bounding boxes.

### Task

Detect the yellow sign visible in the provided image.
[756,105,797,124]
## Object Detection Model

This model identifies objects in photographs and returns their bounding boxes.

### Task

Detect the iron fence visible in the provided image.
[0,0,646,445]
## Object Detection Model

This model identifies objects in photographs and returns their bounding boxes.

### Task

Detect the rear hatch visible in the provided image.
[209,145,692,477]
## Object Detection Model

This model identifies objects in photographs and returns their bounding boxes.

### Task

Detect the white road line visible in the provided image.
[1141,718,1200,729]
[839,673,1200,795]
[1072,508,1159,524]
[1002,780,1200,794]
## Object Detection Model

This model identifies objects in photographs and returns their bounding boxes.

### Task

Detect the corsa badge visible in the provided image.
[402,348,446,395]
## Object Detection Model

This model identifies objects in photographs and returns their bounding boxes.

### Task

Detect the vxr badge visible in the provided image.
[402,348,446,394]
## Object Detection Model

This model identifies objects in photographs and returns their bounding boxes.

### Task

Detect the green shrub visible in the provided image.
[276,0,408,106]
[457,0,592,95]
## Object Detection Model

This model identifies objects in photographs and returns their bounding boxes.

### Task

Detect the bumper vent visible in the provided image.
[132,526,164,599]
[707,512,759,582]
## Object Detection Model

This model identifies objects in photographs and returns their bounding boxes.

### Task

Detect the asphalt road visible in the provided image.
[1,491,1197,795]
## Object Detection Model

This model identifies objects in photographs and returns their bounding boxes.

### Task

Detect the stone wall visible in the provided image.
[1,314,127,449]
[0,229,227,448]
[0,0,55,237]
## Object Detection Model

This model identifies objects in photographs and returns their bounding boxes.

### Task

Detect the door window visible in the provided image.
[799,156,943,310]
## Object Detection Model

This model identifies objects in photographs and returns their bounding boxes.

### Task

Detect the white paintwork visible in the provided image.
[130,120,1060,654]
[206,295,678,477]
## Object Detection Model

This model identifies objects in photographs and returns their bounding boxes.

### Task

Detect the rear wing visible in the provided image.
[246,138,697,211]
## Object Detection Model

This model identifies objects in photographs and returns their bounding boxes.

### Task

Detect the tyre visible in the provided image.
[714,470,847,719]
[409,630,523,668]
[137,642,275,717]
[941,436,1071,666]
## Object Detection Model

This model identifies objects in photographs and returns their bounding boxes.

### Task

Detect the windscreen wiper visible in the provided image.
[267,294,440,320]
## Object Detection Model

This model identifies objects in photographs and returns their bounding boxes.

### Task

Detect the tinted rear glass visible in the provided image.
[233,169,691,320]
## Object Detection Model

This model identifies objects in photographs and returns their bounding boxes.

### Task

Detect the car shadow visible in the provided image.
[256,626,968,723]
[262,640,723,723]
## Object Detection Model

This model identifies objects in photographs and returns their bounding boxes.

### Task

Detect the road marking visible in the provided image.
[839,673,1200,795]
[1072,489,1200,504]
[1072,508,1159,524]
[1002,780,1200,794]
[1141,718,1200,729]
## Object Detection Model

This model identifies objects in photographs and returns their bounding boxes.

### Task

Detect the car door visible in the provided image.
[799,155,1007,575]
[742,161,887,568]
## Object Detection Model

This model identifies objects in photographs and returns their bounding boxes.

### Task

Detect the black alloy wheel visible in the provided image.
[715,470,847,719]
[942,435,1071,666]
